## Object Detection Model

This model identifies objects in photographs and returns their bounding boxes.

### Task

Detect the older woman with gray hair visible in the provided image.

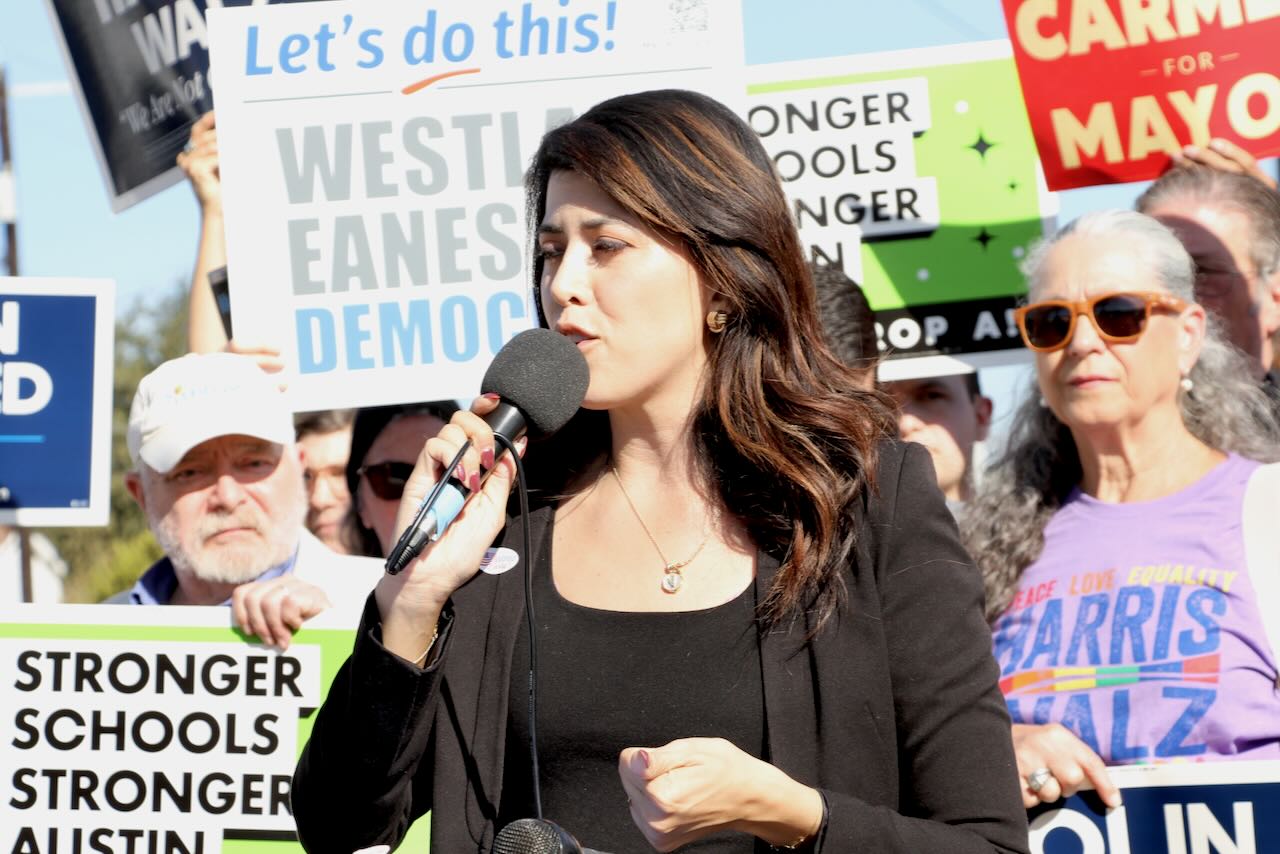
[963,209,1280,810]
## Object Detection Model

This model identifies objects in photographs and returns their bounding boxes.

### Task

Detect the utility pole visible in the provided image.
[0,66,33,603]
[0,68,16,274]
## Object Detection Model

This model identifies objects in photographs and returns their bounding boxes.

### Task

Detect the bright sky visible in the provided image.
[2,0,1269,442]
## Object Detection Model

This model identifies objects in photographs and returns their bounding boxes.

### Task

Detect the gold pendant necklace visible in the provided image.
[611,465,709,594]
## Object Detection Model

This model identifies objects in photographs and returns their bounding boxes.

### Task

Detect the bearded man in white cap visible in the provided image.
[110,352,381,646]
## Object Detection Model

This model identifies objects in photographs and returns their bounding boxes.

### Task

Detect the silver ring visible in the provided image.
[1026,767,1054,793]
[182,140,196,154]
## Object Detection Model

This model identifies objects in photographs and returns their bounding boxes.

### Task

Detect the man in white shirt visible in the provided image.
[110,353,381,646]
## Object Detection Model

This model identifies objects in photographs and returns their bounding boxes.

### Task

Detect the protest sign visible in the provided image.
[0,603,429,853]
[43,0,305,212]
[748,42,1052,376]
[1002,0,1280,191]
[207,0,745,411]
[0,279,113,527]
[1029,760,1280,853]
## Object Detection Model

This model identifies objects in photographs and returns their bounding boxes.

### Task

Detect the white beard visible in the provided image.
[151,484,307,585]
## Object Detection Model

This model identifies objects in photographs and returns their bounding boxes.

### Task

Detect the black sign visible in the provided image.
[45,0,320,211]
[875,294,1026,360]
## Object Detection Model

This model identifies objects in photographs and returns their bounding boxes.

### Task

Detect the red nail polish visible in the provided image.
[638,750,651,769]
[455,466,465,484]
[470,472,481,491]
[482,392,500,401]
[482,448,495,468]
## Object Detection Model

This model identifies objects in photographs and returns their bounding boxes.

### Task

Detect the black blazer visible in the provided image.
[293,442,1030,853]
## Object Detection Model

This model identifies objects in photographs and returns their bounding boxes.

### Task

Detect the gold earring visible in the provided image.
[706,310,728,334]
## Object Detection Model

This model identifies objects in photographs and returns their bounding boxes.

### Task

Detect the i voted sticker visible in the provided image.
[479,547,520,575]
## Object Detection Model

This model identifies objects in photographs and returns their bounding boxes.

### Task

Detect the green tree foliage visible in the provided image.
[47,283,189,603]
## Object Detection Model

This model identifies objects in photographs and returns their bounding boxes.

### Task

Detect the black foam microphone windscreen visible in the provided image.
[385,327,589,574]
[482,327,590,437]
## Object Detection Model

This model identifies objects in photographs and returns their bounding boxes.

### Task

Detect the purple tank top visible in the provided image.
[991,454,1280,763]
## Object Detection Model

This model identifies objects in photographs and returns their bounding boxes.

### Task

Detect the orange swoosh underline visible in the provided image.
[401,68,481,95]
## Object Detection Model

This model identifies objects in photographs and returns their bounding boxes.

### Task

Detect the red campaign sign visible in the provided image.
[1001,0,1280,191]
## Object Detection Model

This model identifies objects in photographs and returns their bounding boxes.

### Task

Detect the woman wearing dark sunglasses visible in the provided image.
[343,401,460,557]
[964,209,1280,810]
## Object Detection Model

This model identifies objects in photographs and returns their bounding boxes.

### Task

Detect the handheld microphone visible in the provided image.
[385,328,589,575]
[491,818,610,854]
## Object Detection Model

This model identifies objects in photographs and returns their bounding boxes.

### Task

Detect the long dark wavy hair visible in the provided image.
[521,90,895,630]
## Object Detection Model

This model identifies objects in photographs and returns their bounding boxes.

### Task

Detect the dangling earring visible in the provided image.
[1180,375,1194,393]
[706,310,728,334]
[1038,394,1048,408]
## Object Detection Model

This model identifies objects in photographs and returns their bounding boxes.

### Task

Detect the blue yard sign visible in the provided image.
[1030,761,1280,854]
[0,278,114,526]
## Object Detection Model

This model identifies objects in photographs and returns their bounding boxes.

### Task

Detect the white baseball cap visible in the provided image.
[127,352,294,474]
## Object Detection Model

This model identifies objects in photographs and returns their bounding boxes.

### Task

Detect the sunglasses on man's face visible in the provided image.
[358,461,415,501]
[1013,291,1188,353]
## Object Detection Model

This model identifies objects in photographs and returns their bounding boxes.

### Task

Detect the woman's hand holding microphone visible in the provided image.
[374,395,527,666]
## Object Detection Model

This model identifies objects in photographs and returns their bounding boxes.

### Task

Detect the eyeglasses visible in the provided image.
[358,461,415,501]
[1013,291,1188,353]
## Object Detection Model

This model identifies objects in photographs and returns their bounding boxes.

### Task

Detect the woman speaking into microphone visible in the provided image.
[292,90,1028,854]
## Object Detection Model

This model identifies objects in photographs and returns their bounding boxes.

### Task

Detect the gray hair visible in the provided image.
[1022,208,1197,300]
[1136,164,1280,285]
[963,211,1280,622]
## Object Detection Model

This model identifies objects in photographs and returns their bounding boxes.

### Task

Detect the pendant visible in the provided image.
[661,567,684,594]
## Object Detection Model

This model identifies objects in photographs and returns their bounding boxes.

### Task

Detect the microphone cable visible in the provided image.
[391,429,545,820]
[489,439,610,854]
[495,432,543,822]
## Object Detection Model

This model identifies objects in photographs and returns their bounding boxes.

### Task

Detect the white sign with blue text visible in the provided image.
[0,279,114,527]
[1029,760,1280,854]
[208,0,745,410]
